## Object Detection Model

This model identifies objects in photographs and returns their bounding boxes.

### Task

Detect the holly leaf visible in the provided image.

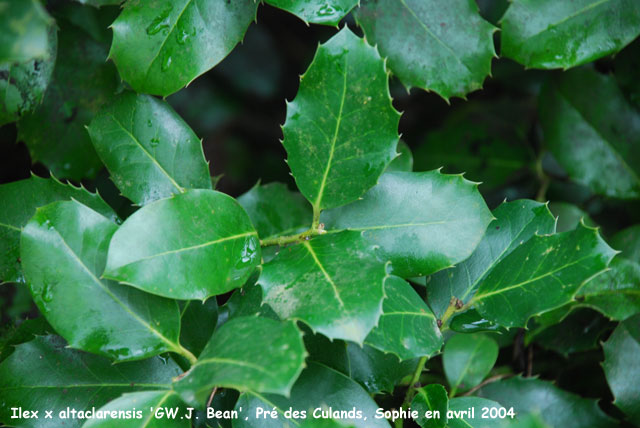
[471,223,616,328]
[104,189,261,300]
[18,20,119,180]
[548,202,593,233]
[109,0,258,96]
[21,200,183,361]
[355,0,496,100]
[603,315,640,425]
[477,376,619,428]
[282,27,399,211]
[364,276,443,361]
[449,309,505,334]
[411,384,448,428]
[265,0,358,26]
[179,299,218,358]
[173,316,306,407]
[237,182,312,240]
[500,0,640,69]
[259,231,386,344]
[539,67,640,199]
[75,0,123,6]
[577,224,640,320]
[443,334,498,395]
[385,141,413,173]
[84,391,189,428]
[426,199,556,318]
[0,175,116,284]
[322,171,493,278]
[345,343,418,394]
[87,92,211,206]
[233,362,389,428]
[0,27,56,126]
[0,0,53,64]
[0,335,182,428]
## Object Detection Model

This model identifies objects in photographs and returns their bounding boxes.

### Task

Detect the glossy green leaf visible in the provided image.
[259,231,386,343]
[218,280,280,325]
[109,0,258,96]
[447,397,506,428]
[0,317,51,363]
[282,27,399,211]
[426,200,556,318]
[501,0,640,69]
[179,299,218,357]
[548,202,593,233]
[449,309,505,334]
[443,334,498,395]
[18,20,119,180]
[526,309,612,356]
[104,189,261,300]
[411,384,448,428]
[578,224,640,320]
[87,92,211,205]
[539,67,640,199]
[603,314,640,425]
[322,171,493,278]
[0,175,116,284]
[477,376,618,428]
[355,0,496,100]
[345,343,418,394]
[0,0,53,64]
[364,276,443,360]
[233,362,389,428]
[174,316,306,407]
[471,223,616,328]
[21,200,183,361]
[385,140,413,173]
[0,335,182,428]
[413,100,533,189]
[0,27,56,126]
[237,182,312,240]
[265,0,358,25]
[84,390,189,428]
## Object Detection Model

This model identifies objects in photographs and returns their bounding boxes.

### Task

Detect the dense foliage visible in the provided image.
[1,0,640,427]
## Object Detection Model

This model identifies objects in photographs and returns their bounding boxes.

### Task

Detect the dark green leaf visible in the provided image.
[104,190,261,300]
[322,171,493,278]
[0,335,182,428]
[477,376,618,428]
[501,0,640,69]
[345,343,418,394]
[173,316,306,407]
[84,391,189,428]
[471,223,616,328]
[0,27,56,126]
[282,27,399,211]
[109,0,258,96]
[0,317,51,363]
[179,299,218,357]
[385,141,413,173]
[0,175,116,284]
[259,231,386,343]
[411,384,448,428]
[603,314,640,425]
[355,0,496,100]
[18,20,119,180]
[413,100,533,190]
[443,334,498,395]
[365,276,443,360]
[75,0,122,6]
[87,92,212,205]
[0,0,53,64]
[21,200,183,361]
[218,280,280,325]
[427,200,556,318]
[237,182,312,240]
[234,362,389,428]
[265,0,358,25]
[548,202,593,233]
[539,67,640,199]
[449,309,506,334]
[614,38,640,109]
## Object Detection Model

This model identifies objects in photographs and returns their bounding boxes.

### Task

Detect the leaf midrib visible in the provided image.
[48,223,181,352]
[106,112,185,193]
[302,240,346,309]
